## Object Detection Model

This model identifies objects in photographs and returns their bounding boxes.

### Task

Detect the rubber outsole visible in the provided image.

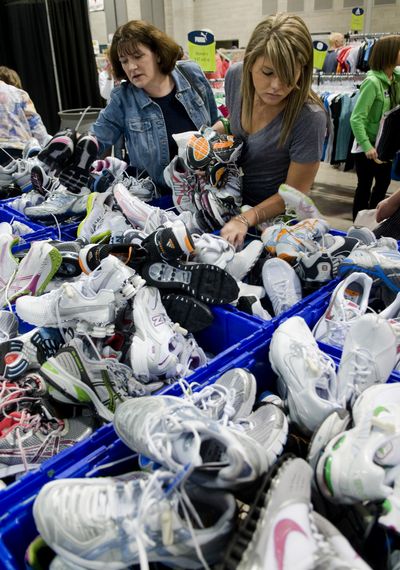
[141,261,239,305]
[160,293,214,332]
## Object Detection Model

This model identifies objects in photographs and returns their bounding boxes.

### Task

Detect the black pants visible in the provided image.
[352,153,393,221]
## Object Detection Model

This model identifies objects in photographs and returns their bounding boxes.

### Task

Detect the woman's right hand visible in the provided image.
[220,218,248,248]
[376,196,397,223]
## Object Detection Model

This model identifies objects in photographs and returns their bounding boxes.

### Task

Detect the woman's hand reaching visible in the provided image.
[220,217,248,248]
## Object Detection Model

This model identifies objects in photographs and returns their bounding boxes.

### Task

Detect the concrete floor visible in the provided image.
[310,162,399,231]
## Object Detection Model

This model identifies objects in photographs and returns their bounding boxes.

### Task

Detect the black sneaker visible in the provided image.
[141,220,195,262]
[141,261,240,304]
[78,243,148,273]
[160,292,214,332]
[59,134,99,193]
[37,129,76,172]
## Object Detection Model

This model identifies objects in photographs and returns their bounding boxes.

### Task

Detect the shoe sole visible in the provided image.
[160,293,214,332]
[58,138,99,192]
[37,136,74,170]
[142,262,239,304]
[77,191,99,239]
[222,454,296,569]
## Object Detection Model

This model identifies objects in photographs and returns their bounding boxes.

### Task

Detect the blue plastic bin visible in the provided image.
[0,319,272,570]
[0,303,264,507]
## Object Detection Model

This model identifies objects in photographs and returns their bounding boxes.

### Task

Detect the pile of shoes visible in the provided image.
[30,367,290,569]
[164,125,244,232]
[2,130,158,226]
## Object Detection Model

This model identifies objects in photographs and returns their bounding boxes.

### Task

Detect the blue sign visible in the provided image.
[187,30,215,46]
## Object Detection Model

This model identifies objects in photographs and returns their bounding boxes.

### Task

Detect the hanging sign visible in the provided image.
[88,0,104,11]
[351,7,364,31]
[313,41,328,70]
[188,30,216,72]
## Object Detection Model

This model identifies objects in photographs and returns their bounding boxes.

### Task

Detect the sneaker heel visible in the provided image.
[121,282,136,299]
[91,323,114,338]
[105,324,115,336]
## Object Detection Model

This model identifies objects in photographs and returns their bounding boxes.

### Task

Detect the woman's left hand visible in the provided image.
[365,148,378,160]
[220,218,248,248]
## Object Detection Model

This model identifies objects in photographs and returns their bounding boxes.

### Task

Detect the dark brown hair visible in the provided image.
[369,35,400,71]
[0,66,22,88]
[109,20,181,80]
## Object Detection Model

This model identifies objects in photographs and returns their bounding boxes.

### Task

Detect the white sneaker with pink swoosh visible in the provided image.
[235,456,371,569]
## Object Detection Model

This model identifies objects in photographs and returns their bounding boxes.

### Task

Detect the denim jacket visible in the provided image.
[91,60,219,189]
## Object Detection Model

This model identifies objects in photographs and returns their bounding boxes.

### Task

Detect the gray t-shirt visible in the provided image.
[225,63,327,206]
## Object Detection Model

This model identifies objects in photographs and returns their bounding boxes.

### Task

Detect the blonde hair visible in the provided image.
[241,13,322,146]
[0,66,22,88]
[329,32,344,49]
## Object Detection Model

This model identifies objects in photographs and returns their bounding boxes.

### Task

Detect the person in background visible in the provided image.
[98,48,116,103]
[350,35,400,221]
[213,13,327,248]
[372,186,400,239]
[0,66,22,89]
[322,32,345,74]
[91,20,218,193]
[97,48,125,159]
[0,66,50,165]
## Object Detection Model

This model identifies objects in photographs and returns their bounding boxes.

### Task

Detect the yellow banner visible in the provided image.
[313,41,328,70]
[188,30,216,72]
[351,7,364,31]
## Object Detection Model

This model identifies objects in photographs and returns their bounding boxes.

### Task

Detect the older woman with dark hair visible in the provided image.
[91,20,218,193]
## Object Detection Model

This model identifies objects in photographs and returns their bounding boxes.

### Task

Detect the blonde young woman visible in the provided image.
[216,13,327,247]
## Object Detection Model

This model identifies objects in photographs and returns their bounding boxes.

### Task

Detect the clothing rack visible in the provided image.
[313,72,367,86]
[345,31,400,41]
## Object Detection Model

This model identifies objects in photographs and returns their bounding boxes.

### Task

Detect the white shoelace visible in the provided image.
[291,342,338,401]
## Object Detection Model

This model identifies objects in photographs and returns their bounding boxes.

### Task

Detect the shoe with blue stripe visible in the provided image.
[338,247,400,293]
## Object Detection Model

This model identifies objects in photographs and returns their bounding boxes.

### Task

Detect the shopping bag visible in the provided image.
[353,208,379,230]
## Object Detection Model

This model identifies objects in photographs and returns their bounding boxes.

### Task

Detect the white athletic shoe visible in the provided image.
[315,405,398,504]
[33,469,236,570]
[114,395,273,489]
[114,183,196,234]
[336,313,398,405]
[278,184,323,220]
[14,259,134,337]
[236,457,364,570]
[269,316,343,435]
[130,286,182,382]
[262,257,302,316]
[0,241,62,307]
[312,272,373,347]
[0,234,20,292]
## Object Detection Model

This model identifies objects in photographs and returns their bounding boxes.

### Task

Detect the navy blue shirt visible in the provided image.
[151,86,196,160]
